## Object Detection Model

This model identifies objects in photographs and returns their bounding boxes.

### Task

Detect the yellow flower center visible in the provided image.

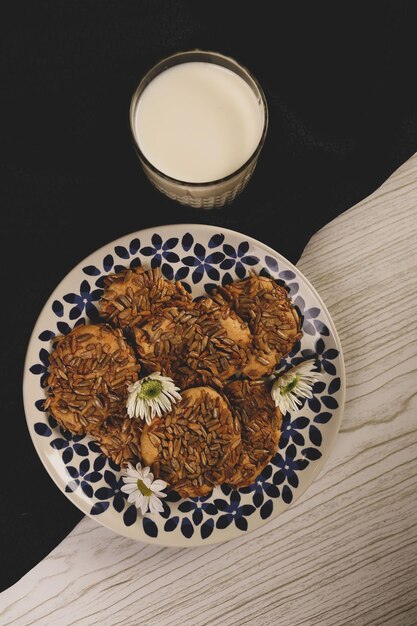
[283,375,299,394]
[137,479,153,497]
[139,379,162,400]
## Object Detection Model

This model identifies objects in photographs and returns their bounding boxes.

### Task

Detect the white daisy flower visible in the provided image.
[126,372,181,425]
[271,361,322,414]
[121,462,168,515]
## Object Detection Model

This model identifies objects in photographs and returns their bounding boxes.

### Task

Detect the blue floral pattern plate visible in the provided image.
[23,224,345,545]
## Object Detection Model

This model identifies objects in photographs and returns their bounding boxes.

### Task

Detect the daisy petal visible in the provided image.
[151,479,168,492]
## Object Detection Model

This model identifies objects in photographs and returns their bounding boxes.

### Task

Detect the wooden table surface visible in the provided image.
[3,154,417,626]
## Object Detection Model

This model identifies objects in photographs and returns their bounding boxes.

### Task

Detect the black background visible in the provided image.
[1,0,416,592]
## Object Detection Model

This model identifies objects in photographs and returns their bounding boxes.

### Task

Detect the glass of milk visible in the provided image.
[130,50,268,209]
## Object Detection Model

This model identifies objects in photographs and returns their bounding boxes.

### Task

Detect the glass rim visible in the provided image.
[129,49,269,188]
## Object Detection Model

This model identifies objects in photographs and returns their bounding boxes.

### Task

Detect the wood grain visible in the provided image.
[2,155,417,626]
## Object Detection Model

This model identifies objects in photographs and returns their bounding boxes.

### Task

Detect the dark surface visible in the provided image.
[1,0,416,592]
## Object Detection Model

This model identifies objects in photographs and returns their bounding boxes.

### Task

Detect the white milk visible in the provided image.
[134,62,264,183]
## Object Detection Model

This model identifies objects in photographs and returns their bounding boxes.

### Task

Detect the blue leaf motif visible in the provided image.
[220,258,235,270]
[50,438,67,450]
[194,243,206,259]
[165,490,182,503]
[328,377,341,395]
[222,272,233,286]
[83,265,101,276]
[265,256,279,273]
[280,270,296,280]
[178,501,194,513]
[62,448,73,464]
[38,330,55,341]
[175,266,189,281]
[65,481,78,493]
[302,447,322,461]
[163,237,179,250]
[34,422,52,437]
[161,263,174,281]
[35,399,46,412]
[235,517,248,531]
[206,252,225,264]
[90,502,110,515]
[143,518,158,538]
[200,518,214,539]
[238,241,249,256]
[313,412,332,424]
[282,485,293,504]
[84,471,102,483]
[260,500,273,520]
[94,455,106,472]
[151,233,162,248]
[164,251,179,263]
[241,256,258,266]
[323,349,339,360]
[115,245,129,259]
[123,505,137,526]
[180,518,194,538]
[305,307,320,319]
[314,320,330,336]
[73,443,88,457]
[89,441,102,454]
[208,233,224,248]
[103,254,113,272]
[206,267,220,281]
[308,396,321,413]
[322,361,337,375]
[223,244,236,258]
[52,300,64,317]
[309,425,322,446]
[129,238,140,254]
[322,396,338,409]
[216,514,232,529]
[81,483,93,497]
[182,233,194,251]
[164,516,179,532]
[130,257,141,269]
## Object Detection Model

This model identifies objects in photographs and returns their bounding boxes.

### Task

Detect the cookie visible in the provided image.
[141,386,241,497]
[134,298,251,388]
[212,276,302,378]
[100,266,192,329]
[91,415,143,466]
[46,324,139,434]
[224,379,282,488]
[133,305,201,384]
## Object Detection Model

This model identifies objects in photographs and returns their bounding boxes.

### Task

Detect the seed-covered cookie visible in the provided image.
[100,266,192,329]
[141,386,241,497]
[133,305,201,384]
[224,379,282,488]
[46,324,139,434]
[133,298,251,388]
[91,415,143,466]
[212,276,302,378]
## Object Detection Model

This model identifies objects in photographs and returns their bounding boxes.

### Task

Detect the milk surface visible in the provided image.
[134,62,264,183]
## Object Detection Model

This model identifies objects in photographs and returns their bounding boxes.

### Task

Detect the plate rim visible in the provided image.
[23,223,346,546]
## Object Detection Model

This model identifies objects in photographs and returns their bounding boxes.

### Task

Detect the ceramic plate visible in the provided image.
[23,224,345,545]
